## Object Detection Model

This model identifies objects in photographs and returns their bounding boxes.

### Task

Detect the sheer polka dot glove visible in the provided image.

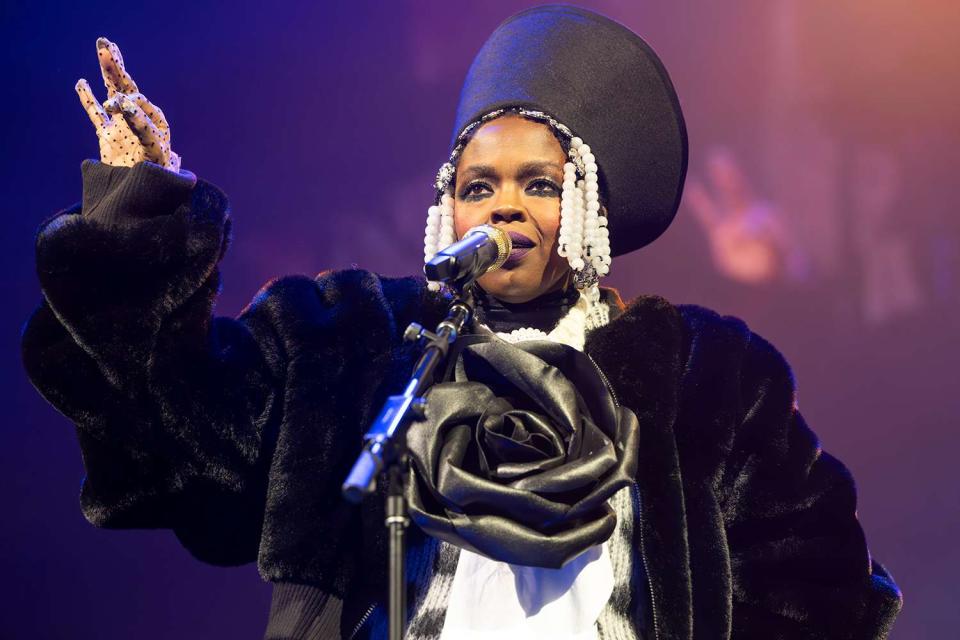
[75,37,181,173]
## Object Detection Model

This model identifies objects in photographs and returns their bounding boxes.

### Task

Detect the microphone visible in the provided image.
[424,225,512,286]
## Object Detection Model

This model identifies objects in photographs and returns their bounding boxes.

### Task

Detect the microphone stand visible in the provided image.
[342,283,476,640]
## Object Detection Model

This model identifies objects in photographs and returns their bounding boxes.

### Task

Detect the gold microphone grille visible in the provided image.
[470,225,512,272]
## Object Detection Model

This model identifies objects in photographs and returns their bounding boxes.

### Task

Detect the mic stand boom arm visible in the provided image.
[341,284,476,640]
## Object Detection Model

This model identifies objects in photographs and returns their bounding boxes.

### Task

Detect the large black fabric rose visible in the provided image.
[405,336,639,569]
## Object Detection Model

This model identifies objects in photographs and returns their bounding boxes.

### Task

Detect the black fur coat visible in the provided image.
[22,161,902,639]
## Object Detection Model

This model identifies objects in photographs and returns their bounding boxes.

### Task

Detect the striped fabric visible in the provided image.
[265,582,342,639]
[403,538,460,639]
[596,484,645,639]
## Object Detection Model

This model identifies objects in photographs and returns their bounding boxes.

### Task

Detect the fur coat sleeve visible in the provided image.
[678,306,902,639]
[21,159,288,565]
[584,299,902,639]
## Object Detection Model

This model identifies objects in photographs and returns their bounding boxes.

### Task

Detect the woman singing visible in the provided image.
[21,5,901,639]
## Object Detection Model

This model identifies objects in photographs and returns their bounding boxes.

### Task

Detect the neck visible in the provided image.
[474,285,579,334]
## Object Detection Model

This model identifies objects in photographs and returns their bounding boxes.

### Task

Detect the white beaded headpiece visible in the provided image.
[425,107,611,328]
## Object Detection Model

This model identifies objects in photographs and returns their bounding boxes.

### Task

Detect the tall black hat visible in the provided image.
[451,4,688,256]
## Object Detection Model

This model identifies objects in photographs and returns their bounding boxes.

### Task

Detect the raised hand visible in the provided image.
[75,37,181,172]
[686,148,787,285]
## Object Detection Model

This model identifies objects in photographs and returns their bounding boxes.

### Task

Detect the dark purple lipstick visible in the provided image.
[504,231,535,265]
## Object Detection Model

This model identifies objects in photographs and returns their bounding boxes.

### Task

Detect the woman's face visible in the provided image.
[453,115,573,303]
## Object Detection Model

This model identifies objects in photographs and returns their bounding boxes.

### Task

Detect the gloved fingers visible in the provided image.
[75,78,107,130]
[125,92,170,141]
[105,95,166,165]
[96,37,139,98]
[96,111,148,167]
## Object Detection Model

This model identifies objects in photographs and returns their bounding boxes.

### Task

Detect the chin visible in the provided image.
[477,270,552,304]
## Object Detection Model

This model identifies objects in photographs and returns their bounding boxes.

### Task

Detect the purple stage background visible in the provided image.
[3,1,958,637]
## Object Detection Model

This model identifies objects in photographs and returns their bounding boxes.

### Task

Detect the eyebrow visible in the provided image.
[459,161,564,183]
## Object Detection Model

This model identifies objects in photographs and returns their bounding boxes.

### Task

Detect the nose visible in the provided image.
[490,205,526,225]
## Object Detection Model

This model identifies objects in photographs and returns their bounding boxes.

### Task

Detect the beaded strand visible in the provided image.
[424,192,456,292]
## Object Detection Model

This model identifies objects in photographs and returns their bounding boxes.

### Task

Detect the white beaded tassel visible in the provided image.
[558,161,580,261]
[424,205,441,262]
[438,193,456,249]
[560,137,611,329]
[425,192,457,291]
